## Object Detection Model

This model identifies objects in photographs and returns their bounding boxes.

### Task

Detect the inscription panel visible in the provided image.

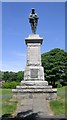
[31,69,38,78]
[27,43,41,65]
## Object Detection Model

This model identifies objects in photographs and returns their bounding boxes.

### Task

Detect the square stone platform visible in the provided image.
[12,80,57,100]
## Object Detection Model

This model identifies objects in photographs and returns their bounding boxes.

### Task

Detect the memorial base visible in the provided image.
[12,80,57,100]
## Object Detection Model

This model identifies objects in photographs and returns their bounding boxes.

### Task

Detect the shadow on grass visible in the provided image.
[1,110,67,120]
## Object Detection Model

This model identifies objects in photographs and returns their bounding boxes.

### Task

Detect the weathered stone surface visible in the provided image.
[46,93,57,100]
[12,33,57,99]
[24,66,45,81]
[12,88,57,93]
[12,28,57,100]
[16,85,52,89]
[27,43,41,66]
[25,34,43,44]
[24,34,45,81]
[12,93,53,117]
[21,80,48,86]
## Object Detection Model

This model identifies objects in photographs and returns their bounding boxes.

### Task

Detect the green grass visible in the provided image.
[0,103,2,116]
[57,86,66,92]
[2,101,17,115]
[0,88,17,116]
[50,99,65,115]
[50,86,66,115]
[0,88,12,95]
[0,89,2,95]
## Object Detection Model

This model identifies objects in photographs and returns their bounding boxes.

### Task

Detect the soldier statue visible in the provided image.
[29,8,39,34]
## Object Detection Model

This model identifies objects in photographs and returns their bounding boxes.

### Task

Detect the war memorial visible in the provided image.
[12,8,57,117]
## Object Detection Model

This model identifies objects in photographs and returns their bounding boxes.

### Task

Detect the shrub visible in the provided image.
[2,81,20,89]
[57,83,62,88]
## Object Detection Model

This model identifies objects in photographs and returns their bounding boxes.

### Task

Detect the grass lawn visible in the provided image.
[0,88,17,116]
[0,88,12,95]
[50,86,67,116]
[57,86,66,92]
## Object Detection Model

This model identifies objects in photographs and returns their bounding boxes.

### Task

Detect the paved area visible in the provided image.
[13,93,53,118]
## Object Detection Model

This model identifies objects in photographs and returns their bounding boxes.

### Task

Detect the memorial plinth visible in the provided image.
[12,8,57,100]
[12,33,57,99]
[24,34,45,82]
[20,34,49,88]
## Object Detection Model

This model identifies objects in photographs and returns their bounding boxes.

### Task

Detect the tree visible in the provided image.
[0,71,4,80]
[41,48,67,87]
[16,71,24,82]
[2,71,24,82]
[2,71,9,82]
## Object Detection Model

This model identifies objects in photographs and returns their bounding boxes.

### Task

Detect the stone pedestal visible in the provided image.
[12,34,57,100]
[24,34,45,81]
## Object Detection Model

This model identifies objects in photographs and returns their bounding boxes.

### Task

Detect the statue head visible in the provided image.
[32,8,35,14]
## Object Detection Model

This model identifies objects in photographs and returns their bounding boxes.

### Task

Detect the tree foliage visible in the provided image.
[2,71,24,82]
[0,71,4,80]
[2,81,20,89]
[41,48,67,87]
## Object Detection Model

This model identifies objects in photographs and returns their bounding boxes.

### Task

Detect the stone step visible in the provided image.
[21,80,48,86]
[12,88,57,93]
[16,85,52,89]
